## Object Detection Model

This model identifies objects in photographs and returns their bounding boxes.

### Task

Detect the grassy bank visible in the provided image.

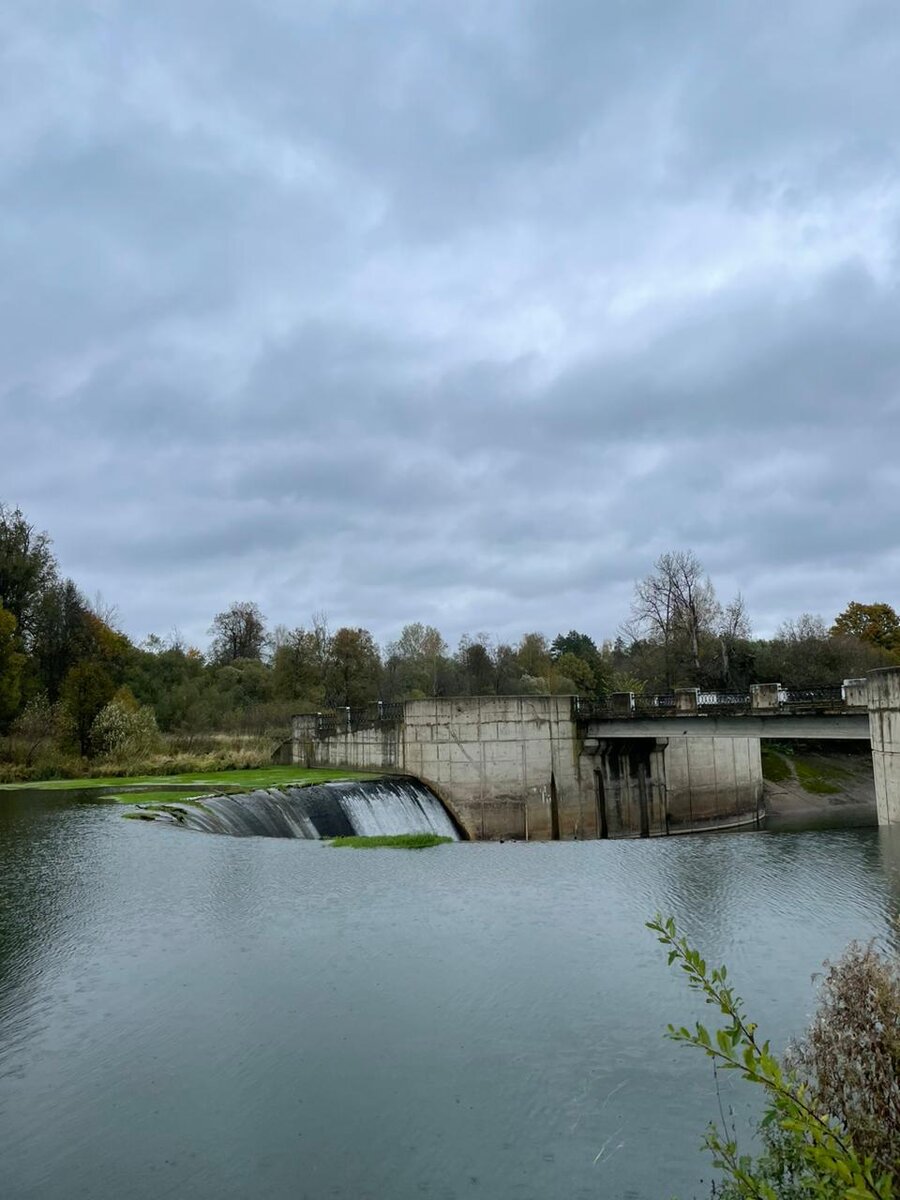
[761,743,855,795]
[329,833,453,849]
[0,766,378,794]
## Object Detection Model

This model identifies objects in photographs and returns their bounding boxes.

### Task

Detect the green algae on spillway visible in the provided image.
[113,790,214,807]
[0,766,379,794]
[328,833,453,849]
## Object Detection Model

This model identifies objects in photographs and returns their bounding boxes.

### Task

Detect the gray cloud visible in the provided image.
[2,0,900,652]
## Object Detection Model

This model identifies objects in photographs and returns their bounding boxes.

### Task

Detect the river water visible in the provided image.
[1,790,899,1200]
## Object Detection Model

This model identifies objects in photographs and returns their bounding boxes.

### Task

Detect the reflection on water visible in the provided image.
[1,791,899,1200]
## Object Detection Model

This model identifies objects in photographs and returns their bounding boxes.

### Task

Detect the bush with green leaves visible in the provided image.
[90,700,160,760]
[648,915,897,1200]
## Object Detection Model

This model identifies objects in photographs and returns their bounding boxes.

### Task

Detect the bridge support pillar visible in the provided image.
[868,667,900,825]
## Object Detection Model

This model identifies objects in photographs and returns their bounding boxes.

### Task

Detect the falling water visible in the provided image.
[138,777,460,840]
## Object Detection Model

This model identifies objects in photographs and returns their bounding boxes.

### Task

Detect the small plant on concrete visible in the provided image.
[648,914,896,1199]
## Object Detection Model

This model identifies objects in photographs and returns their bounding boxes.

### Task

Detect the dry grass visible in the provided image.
[788,940,900,1181]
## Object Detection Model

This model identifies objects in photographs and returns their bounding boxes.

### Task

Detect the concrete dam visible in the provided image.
[291,667,900,840]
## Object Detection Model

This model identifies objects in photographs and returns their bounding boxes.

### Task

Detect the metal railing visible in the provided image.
[575,684,854,720]
[301,701,406,738]
[779,686,844,705]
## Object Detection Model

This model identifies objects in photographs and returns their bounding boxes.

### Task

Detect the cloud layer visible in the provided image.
[3,0,900,649]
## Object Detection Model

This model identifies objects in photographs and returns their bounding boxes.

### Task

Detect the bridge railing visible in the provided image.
[298,702,406,738]
[575,683,858,720]
[779,686,844,705]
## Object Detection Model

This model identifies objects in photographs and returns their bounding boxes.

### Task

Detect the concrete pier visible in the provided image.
[868,667,900,825]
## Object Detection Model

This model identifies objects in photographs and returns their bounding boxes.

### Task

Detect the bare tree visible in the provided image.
[627,550,720,686]
[717,592,751,688]
[209,601,267,664]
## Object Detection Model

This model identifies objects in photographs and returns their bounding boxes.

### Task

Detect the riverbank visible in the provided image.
[762,741,877,829]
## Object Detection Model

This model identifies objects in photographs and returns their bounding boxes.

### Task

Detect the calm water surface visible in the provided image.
[2,790,899,1200]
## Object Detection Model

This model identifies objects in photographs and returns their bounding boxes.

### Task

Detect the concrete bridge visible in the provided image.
[292,667,900,840]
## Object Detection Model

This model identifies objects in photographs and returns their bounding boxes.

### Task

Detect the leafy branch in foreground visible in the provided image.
[647,914,895,1200]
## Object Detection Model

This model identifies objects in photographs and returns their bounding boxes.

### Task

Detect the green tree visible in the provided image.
[831,602,900,653]
[0,605,26,725]
[61,661,115,754]
[456,635,497,695]
[326,627,382,708]
[384,623,448,699]
[516,632,552,680]
[272,626,326,704]
[554,651,595,695]
[551,630,610,696]
[30,579,89,698]
[0,504,57,641]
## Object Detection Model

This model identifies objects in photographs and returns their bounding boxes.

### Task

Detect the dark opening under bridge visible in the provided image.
[293,669,900,840]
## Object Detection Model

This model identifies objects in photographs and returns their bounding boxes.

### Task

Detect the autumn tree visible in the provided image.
[831,601,900,653]
[209,601,267,664]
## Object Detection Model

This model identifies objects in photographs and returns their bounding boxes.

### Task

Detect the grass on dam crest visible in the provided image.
[0,766,379,795]
[329,834,454,850]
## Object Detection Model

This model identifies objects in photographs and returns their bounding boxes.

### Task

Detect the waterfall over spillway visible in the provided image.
[139,777,460,840]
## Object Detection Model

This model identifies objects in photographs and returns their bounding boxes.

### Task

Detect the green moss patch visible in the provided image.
[761,747,792,783]
[793,759,847,795]
[1,766,377,793]
[112,789,214,806]
[329,834,453,850]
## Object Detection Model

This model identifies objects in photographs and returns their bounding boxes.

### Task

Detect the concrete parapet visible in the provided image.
[751,683,781,711]
[675,688,699,714]
[843,678,868,709]
[609,692,635,715]
[867,667,900,825]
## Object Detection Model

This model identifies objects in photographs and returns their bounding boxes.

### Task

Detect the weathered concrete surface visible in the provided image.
[295,696,588,839]
[868,667,900,825]
[663,737,763,832]
[403,696,587,840]
[582,714,870,740]
[295,697,767,839]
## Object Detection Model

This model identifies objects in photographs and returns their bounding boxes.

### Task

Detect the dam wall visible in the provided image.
[296,696,587,839]
[293,697,762,839]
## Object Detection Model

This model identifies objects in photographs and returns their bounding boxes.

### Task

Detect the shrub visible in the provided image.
[648,915,896,1199]
[90,700,160,760]
[788,943,900,1181]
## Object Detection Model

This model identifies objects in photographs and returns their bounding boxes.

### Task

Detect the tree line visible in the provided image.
[1,506,898,765]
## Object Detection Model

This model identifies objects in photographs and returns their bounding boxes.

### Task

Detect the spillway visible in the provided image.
[137,776,460,840]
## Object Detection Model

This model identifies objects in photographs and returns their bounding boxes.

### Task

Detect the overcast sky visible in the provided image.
[3,0,899,652]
